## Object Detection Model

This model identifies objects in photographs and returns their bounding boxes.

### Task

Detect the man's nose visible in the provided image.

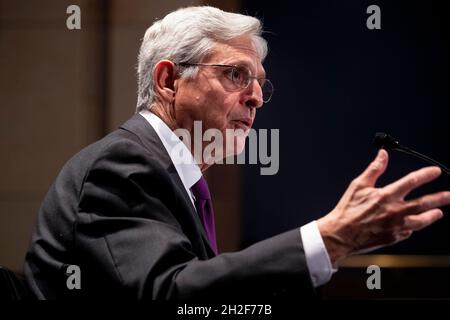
[244,79,264,109]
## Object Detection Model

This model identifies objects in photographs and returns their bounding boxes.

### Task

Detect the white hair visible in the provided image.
[136,6,267,112]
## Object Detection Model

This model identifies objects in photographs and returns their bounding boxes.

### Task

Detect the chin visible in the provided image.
[232,136,247,156]
[220,125,247,157]
[225,136,246,157]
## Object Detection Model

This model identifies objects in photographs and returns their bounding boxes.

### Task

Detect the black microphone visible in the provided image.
[373,132,450,175]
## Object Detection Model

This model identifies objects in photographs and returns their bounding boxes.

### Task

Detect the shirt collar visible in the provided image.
[139,109,202,202]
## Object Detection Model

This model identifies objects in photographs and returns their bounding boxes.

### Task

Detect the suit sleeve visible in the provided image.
[76,139,316,299]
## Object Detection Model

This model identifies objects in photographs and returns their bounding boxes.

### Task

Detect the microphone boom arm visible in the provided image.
[373,132,450,176]
[393,145,450,175]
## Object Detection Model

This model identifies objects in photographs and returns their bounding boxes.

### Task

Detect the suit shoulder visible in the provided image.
[53,127,164,198]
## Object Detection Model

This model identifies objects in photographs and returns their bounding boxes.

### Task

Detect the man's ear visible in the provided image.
[153,60,177,103]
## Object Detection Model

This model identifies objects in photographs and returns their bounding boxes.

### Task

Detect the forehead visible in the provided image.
[205,37,265,76]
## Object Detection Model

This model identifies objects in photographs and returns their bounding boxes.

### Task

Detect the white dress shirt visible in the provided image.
[139,109,335,287]
[139,109,201,207]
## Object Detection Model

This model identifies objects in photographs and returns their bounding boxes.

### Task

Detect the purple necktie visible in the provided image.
[191,176,218,254]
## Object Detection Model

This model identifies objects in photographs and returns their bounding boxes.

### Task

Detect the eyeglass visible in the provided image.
[177,62,274,103]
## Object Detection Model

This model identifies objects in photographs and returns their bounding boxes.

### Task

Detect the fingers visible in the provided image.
[356,149,389,187]
[403,208,443,231]
[398,230,413,239]
[384,166,442,199]
[402,191,450,215]
[382,190,448,244]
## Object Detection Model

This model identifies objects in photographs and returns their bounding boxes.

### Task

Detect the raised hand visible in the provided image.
[317,149,450,265]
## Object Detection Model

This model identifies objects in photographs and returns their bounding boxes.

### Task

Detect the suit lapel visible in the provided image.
[119,114,217,257]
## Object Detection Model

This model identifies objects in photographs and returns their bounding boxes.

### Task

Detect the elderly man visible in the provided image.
[24,6,450,299]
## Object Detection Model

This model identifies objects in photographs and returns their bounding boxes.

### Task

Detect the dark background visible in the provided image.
[241,0,450,254]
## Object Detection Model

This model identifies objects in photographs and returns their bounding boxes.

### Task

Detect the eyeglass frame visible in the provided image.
[175,62,274,103]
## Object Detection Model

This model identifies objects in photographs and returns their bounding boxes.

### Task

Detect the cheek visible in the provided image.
[204,95,237,129]
[178,79,240,130]
[175,86,203,118]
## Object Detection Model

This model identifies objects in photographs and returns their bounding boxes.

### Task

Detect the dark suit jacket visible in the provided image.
[24,114,315,299]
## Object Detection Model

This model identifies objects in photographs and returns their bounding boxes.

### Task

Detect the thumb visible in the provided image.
[357,149,389,187]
